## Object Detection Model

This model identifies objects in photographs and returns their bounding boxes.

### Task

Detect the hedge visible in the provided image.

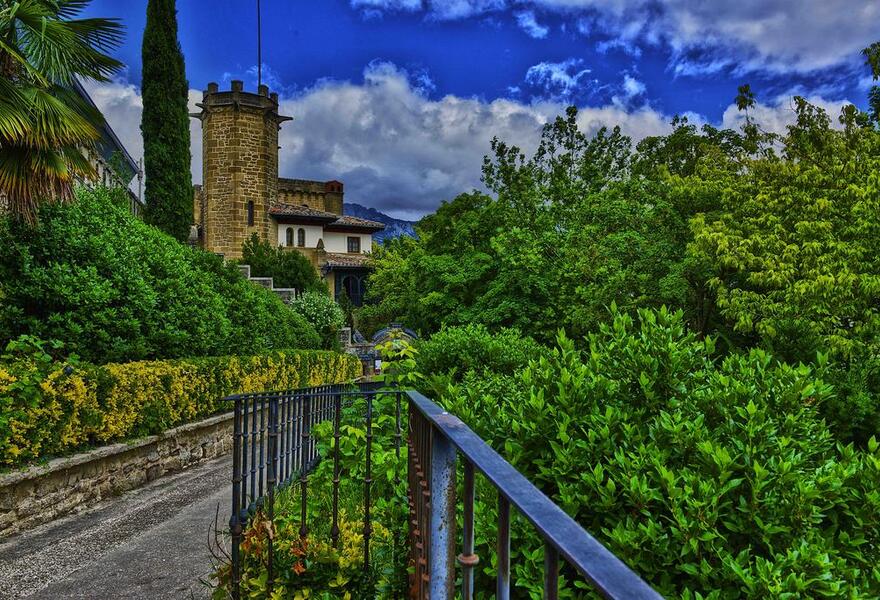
[0,350,361,468]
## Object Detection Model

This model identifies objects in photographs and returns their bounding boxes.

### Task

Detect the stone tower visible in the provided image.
[192,80,291,259]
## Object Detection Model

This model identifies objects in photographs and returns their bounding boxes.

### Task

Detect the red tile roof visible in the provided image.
[323,252,373,268]
[325,215,385,231]
[269,204,385,231]
[268,204,338,221]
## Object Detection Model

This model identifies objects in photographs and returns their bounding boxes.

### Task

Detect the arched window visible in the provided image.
[246,201,254,226]
[285,227,294,246]
[297,228,306,247]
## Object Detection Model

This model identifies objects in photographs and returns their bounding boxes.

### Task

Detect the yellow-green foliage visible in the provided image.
[0,351,360,468]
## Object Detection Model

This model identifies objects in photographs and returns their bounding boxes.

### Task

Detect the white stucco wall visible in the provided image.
[275,224,324,248]
[323,231,373,254]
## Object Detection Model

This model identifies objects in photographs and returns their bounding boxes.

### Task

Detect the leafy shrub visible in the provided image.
[416,324,543,381]
[0,187,321,363]
[239,232,324,292]
[0,344,360,467]
[440,308,880,598]
[290,291,345,350]
[214,390,408,599]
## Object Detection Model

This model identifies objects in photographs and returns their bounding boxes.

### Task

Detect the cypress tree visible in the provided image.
[140,0,192,241]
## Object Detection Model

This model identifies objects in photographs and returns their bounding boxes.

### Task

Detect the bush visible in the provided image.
[239,232,324,291]
[0,340,360,468]
[213,391,408,599]
[0,187,321,363]
[290,291,345,350]
[416,324,543,381]
[440,308,880,598]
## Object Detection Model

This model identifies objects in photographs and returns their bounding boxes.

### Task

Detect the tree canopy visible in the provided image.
[141,0,193,241]
[0,0,124,222]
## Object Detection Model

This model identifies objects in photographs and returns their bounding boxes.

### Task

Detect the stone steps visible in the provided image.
[236,263,299,304]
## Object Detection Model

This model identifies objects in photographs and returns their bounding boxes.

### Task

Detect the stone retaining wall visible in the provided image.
[0,411,234,538]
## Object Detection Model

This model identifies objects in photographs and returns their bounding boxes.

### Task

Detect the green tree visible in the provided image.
[239,233,325,292]
[0,0,123,223]
[141,0,192,241]
[864,42,880,125]
[0,187,321,363]
[689,98,880,363]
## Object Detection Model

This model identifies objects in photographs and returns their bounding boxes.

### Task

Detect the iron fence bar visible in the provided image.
[258,396,266,502]
[331,389,342,548]
[267,398,278,594]
[406,391,662,600]
[249,396,258,508]
[394,391,402,488]
[429,421,457,599]
[280,392,288,483]
[544,541,559,600]
[497,495,511,600]
[364,391,374,571]
[299,392,311,539]
[230,398,242,600]
[459,460,478,600]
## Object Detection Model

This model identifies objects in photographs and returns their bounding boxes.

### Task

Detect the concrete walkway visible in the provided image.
[0,455,232,600]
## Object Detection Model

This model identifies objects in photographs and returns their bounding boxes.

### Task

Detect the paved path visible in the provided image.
[0,455,232,600]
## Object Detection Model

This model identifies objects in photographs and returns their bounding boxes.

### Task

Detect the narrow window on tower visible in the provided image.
[297,228,306,247]
[347,236,360,253]
[247,201,254,226]
[286,227,294,246]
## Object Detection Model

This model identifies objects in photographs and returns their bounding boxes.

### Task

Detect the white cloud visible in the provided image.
[720,95,854,135]
[515,10,549,39]
[84,63,858,221]
[622,74,645,98]
[525,58,593,100]
[350,0,880,74]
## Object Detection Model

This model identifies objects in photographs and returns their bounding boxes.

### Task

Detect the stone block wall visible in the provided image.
[194,81,288,259]
[0,412,233,538]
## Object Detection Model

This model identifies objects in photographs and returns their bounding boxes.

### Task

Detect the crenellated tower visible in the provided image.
[191,80,291,258]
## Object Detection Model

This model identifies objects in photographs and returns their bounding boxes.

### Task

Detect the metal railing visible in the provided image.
[225,382,663,599]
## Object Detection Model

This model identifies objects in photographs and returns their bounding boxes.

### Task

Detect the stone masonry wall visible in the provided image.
[0,412,233,538]
[197,81,284,259]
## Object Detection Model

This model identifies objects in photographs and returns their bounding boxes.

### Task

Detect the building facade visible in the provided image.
[191,81,383,304]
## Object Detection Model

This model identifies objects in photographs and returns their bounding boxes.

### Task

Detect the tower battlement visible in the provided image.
[191,80,291,259]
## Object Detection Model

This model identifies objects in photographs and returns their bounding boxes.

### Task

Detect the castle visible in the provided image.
[191,81,384,305]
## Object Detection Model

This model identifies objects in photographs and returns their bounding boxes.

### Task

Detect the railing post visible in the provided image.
[299,393,311,539]
[364,391,374,571]
[230,398,242,600]
[331,390,342,548]
[429,426,457,599]
[544,541,559,600]
[267,398,278,594]
[458,461,478,600]
[497,496,511,600]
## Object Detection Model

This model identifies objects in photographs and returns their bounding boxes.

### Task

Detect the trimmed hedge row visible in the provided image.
[0,350,361,468]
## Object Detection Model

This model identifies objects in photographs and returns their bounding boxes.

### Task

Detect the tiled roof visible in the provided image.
[268,204,338,220]
[323,252,373,268]
[269,204,385,231]
[326,215,385,231]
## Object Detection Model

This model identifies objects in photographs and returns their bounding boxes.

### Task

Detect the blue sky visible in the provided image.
[82,0,879,219]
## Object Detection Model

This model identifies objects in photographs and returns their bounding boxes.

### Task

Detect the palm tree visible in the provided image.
[0,0,123,223]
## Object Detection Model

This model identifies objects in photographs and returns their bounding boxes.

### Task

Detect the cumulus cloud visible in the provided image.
[621,74,645,98]
[720,95,854,135]
[524,58,593,101]
[515,10,549,39]
[81,77,204,185]
[350,0,880,74]
[83,63,857,220]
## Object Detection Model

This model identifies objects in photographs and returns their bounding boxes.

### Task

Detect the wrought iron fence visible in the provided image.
[224,382,663,600]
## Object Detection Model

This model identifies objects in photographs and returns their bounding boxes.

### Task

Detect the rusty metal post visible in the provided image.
[429,425,457,599]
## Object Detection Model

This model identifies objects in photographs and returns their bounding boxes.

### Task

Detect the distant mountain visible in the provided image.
[344,203,417,244]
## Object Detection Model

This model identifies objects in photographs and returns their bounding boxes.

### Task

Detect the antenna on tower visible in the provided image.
[257,0,262,88]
